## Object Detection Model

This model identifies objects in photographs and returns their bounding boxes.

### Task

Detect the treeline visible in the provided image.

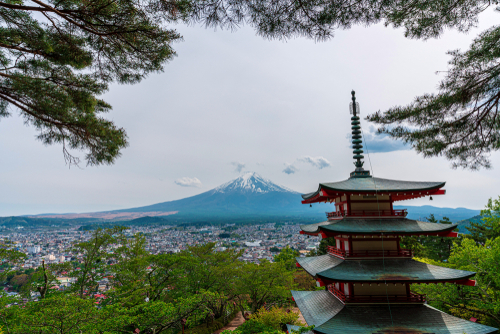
[0,227,309,334]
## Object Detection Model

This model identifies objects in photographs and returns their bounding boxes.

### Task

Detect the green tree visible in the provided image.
[248,306,304,331]
[233,260,294,317]
[273,246,299,271]
[307,237,335,257]
[104,233,171,305]
[69,226,126,298]
[367,23,500,169]
[13,294,100,334]
[467,196,500,245]
[413,237,500,327]
[177,243,243,318]
[100,296,207,334]
[24,260,72,299]
[0,245,26,280]
[400,215,455,261]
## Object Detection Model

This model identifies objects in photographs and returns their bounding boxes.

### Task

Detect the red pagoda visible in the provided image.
[288,92,498,334]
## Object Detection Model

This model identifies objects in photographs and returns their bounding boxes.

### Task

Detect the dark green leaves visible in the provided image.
[368,25,500,169]
[0,0,184,165]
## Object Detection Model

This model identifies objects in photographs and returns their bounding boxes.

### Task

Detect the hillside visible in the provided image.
[395,205,480,223]
[454,215,483,234]
[114,172,325,219]
[18,172,482,225]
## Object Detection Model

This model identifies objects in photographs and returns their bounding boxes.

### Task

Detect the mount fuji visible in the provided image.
[112,172,324,219]
[25,171,480,224]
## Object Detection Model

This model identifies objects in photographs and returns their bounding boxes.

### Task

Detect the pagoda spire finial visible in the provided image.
[349,91,370,178]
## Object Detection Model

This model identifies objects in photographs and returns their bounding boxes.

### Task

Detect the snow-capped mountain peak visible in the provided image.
[212,172,297,194]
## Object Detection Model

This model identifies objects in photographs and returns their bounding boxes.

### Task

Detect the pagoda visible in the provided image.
[288,92,498,334]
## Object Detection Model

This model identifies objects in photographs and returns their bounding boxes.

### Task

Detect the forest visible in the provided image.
[0,197,498,333]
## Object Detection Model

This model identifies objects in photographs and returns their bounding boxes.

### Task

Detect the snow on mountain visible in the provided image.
[29,172,318,219]
[212,172,298,194]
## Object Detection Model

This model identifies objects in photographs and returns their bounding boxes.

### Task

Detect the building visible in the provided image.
[27,245,41,254]
[289,92,498,334]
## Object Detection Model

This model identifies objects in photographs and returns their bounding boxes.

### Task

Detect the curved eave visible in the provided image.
[296,255,343,277]
[313,304,498,334]
[300,221,332,234]
[291,290,344,327]
[300,219,458,236]
[301,178,446,204]
[316,259,476,284]
[319,220,458,236]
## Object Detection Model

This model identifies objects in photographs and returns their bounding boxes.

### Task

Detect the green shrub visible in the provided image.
[221,319,282,334]
[249,307,304,331]
[185,320,224,334]
[186,309,238,334]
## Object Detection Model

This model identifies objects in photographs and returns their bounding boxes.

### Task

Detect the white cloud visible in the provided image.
[298,156,331,169]
[174,177,202,187]
[231,161,246,172]
[282,164,298,174]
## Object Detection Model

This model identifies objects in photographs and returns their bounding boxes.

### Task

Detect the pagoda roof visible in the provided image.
[316,258,474,283]
[297,256,474,283]
[292,290,497,334]
[296,254,343,277]
[300,218,457,235]
[315,304,497,334]
[291,290,344,327]
[302,177,445,203]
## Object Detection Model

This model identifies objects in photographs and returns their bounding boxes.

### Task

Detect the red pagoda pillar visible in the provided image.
[288,92,498,334]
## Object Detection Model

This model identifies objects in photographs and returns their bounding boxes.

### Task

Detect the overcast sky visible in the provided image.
[2,10,500,216]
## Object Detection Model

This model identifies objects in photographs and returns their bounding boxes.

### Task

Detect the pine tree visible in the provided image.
[0,0,188,165]
[189,0,500,169]
[467,196,500,245]
[5,1,500,167]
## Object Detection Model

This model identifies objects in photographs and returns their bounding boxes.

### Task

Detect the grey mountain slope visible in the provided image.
[20,173,481,223]
[113,172,480,221]
[115,172,325,217]
[396,205,480,223]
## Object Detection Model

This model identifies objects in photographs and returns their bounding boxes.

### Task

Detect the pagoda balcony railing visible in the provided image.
[327,246,413,259]
[326,209,407,220]
[328,285,425,304]
[327,284,346,302]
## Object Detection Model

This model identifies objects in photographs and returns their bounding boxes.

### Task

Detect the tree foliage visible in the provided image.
[0,227,296,333]
[413,237,500,327]
[409,197,500,327]
[400,214,456,261]
[248,306,303,331]
[192,0,500,169]
[273,246,299,271]
[0,0,188,165]
[467,196,500,244]
[366,10,500,169]
[233,260,295,316]
[3,1,500,166]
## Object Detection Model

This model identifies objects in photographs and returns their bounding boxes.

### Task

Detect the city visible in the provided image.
[2,223,319,295]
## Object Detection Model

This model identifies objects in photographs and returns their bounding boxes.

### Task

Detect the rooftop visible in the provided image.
[292,290,497,334]
[300,218,457,236]
[297,257,476,283]
[302,177,445,203]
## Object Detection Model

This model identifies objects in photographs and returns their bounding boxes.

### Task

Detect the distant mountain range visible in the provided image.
[395,205,480,223]
[454,215,483,234]
[15,172,481,226]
